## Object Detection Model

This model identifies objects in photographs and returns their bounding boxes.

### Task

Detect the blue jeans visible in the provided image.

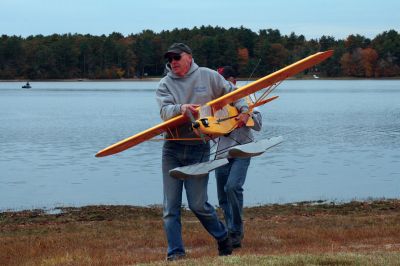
[162,141,228,256]
[215,157,250,237]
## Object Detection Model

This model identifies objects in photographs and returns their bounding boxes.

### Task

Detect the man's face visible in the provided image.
[167,52,192,77]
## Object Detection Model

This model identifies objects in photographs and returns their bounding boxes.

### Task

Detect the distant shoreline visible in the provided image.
[2,76,400,82]
[0,78,162,82]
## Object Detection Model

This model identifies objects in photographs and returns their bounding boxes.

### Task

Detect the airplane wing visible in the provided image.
[207,50,333,110]
[96,114,189,157]
[95,50,333,157]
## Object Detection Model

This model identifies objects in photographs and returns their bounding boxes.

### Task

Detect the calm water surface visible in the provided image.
[0,80,399,210]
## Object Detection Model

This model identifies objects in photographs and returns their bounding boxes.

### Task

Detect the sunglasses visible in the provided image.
[167,54,182,63]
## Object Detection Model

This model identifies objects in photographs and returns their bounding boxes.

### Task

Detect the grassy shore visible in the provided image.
[1,199,400,265]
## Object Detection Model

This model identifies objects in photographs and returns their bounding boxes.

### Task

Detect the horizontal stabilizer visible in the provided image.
[228,136,283,158]
[169,159,229,179]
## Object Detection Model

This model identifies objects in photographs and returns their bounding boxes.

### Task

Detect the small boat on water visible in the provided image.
[22,82,31,89]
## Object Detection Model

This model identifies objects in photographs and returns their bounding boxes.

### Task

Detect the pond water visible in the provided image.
[0,80,399,210]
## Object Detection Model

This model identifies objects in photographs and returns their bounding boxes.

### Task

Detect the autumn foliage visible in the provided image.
[237,47,249,67]
[341,48,380,77]
[1,27,400,79]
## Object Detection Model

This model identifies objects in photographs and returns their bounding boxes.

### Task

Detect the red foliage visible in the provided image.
[340,48,379,77]
[238,48,249,65]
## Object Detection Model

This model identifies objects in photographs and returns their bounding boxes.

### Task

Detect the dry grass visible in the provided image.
[1,200,400,265]
[147,253,400,266]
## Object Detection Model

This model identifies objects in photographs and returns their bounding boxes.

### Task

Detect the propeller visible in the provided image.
[186,110,207,144]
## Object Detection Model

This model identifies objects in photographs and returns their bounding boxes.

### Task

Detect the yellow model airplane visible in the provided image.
[96,50,333,177]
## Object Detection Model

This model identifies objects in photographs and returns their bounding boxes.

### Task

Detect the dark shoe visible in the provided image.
[166,253,186,261]
[230,233,242,249]
[232,239,241,249]
[218,235,233,256]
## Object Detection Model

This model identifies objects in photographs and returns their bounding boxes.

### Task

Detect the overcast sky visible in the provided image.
[1,0,399,40]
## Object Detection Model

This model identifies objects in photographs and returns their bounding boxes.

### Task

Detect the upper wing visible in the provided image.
[95,50,333,157]
[207,50,334,110]
[95,114,188,157]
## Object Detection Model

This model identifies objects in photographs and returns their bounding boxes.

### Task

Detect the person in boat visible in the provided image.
[156,43,250,261]
[215,66,262,249]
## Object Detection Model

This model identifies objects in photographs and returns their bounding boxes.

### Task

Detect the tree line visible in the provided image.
[1,26,399,79]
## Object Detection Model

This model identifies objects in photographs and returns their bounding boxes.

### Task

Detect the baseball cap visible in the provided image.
[164,43,192,58]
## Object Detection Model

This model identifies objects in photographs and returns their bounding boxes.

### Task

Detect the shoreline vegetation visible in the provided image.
[1,28,400,80]
[1,199,399,265]
[2,75,400,83]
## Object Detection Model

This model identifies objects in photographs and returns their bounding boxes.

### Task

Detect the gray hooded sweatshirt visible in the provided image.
[156,60,248,145]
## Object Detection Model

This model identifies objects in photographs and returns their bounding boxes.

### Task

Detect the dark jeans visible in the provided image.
[215,157,250,236]
[162,141,227,256]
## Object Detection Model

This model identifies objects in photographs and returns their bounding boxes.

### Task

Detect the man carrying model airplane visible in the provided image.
[156,42,250,261]
[96,45,332,260]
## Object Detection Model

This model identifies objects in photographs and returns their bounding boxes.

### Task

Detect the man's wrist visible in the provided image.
[178,104,184,114]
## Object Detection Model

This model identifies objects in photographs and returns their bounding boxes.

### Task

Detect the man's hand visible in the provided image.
[181,104,200,118]
[235,113,250,128]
